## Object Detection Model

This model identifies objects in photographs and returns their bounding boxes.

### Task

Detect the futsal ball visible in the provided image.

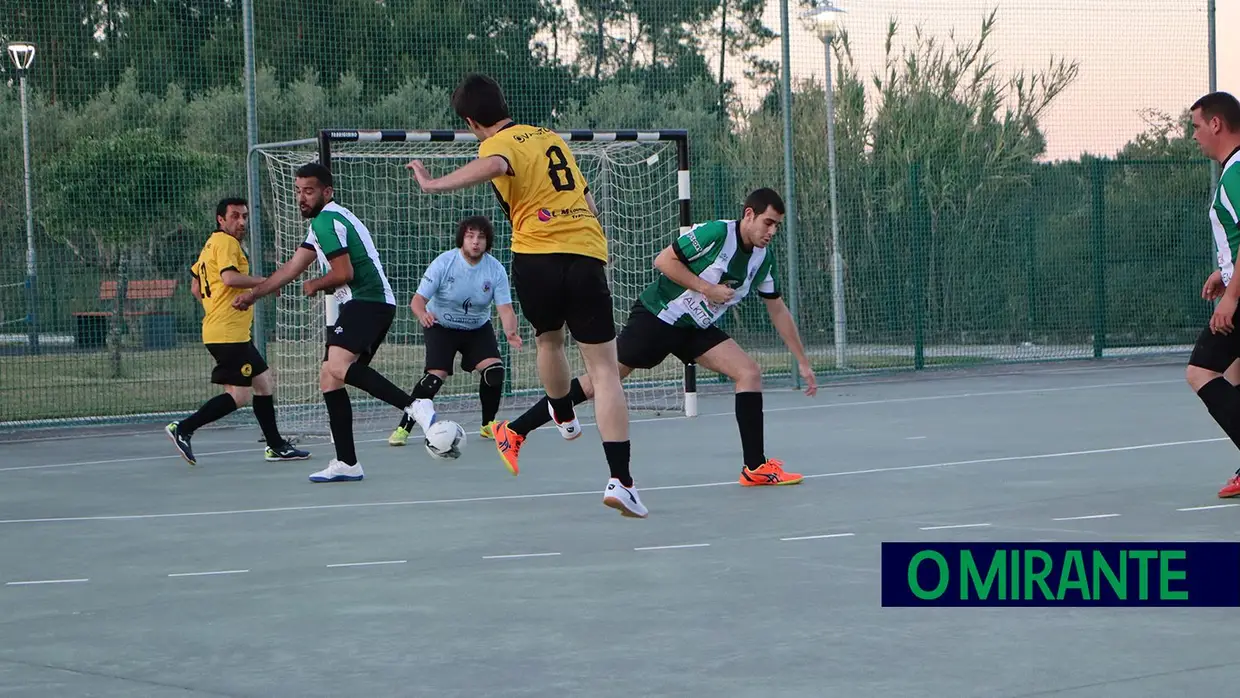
[424,420,467,460]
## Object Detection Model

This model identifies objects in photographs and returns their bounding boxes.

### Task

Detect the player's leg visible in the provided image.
[493,253,574,475]
[563,256,646,518]
[694,335,803,487]
[463,323,506,438]
[504,303,661,442]
[389,324,452,446]
[166,343,251,466]
[1225,358,1240,386]
[1186,319,1240,497]
[309,301,402,483]
[249,363,311,462]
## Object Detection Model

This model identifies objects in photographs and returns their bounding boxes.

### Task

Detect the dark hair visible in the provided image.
[1192,92,1240,132]
[295,162,333,187]
[742,187,786,219]
[451,73,512,127]
[456,215,494,252]
[215,197,247,221]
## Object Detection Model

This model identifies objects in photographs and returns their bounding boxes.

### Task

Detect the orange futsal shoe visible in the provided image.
[738,458,804,487]
[1218,473,1240,498]
[493,420,525,476]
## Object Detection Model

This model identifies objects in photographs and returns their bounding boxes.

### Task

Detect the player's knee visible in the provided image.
[1187,364,1221,392]
[251,370,274,396]
[534,329,565,351]
[733,360,762,391]
[413,371,445,399]
[480,364,505,390]
[228,386,253,407]
[319,362,345,392]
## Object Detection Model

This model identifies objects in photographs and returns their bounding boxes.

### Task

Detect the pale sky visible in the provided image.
[743,0,1239,161]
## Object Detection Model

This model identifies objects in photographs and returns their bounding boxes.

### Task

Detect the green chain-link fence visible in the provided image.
[0,0,1217,427]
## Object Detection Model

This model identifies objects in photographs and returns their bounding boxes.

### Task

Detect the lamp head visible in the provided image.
[7,42,35,72]
[802,3,847,41]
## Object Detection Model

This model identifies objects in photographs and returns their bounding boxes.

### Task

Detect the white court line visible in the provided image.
[919,523,991,531]
[905,436,928,440]
[481,552,561,560]
[1177,503,1240,512]
[0,378,1182,473]
[780,533,856,541]
[1051,513,1120,521]
[324,560,407,568]
[0,436,1225,526]
[635,543,710,551]
[5,578,88,586]
[167,569,249,578]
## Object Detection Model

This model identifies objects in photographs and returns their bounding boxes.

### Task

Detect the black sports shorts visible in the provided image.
[510,252,616,344]
[206,341,269,387]
[616,301,730,370]
[1189,305,1240,373]
[323,299,396,366]
[423,321,502,375]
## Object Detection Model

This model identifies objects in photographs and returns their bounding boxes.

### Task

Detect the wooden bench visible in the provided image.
[73,280,179,350]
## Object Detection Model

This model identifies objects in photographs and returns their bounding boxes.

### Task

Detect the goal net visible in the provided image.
[253,129,695,440]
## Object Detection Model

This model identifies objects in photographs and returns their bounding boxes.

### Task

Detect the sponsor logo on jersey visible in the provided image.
[538,208,554,222]
[483,281,492,293]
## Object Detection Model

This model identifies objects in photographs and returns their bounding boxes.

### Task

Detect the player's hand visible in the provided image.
[798,360,818,397]
[703,284,734,305]
[418,311,436,328]
[233,291,256,310]
[301,281,317,297]
[506,329,523,350]
[1203,271,1225,301]
[1212,295,1237,335]
[406,160,433,191]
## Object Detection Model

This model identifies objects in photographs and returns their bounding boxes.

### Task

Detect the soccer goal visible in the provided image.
[252,128,697,439]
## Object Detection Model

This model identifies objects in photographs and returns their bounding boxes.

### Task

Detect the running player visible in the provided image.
[1183,91,1240,497]
[234,163,428,483]
[387,215,521,446]
[165,197,310,466]
[406,73,645,518]
[495,188,817,486]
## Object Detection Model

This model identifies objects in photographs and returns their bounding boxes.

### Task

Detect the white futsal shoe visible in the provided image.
[603,478,648,518]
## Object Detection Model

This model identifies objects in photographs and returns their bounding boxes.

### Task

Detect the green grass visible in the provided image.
[0,340,989,425]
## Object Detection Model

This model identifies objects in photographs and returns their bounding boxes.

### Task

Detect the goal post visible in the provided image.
[252,128,698,439]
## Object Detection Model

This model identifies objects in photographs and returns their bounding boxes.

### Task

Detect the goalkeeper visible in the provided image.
[493,188,817,486]
[388,215,522,446]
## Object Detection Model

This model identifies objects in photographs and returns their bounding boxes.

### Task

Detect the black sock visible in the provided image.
[736,391,766,469]
[399,373,444,430]
[480,378,502,425]
[345,363,412,410]
[179,393,238,435]
[1198,377,1240,470]
[251,395,284,449]
[323,388,357,466]
[510,378,587,436]
[603,440,632,487]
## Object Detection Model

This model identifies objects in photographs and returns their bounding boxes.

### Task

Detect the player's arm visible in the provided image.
[410,256,445,327]
[407,156,510,194]
[762,292,817,396]
[304,254,353,296]
[653,246,733,305]
[491,265,520,348]
[190,276,202,300]
[585,190,599,217]
[234,247,316,308]
[217,240,266,289]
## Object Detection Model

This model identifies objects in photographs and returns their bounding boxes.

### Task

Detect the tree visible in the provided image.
[40,130,229,376]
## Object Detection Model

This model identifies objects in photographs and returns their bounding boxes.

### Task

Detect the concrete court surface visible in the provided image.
[1,357,1239,697]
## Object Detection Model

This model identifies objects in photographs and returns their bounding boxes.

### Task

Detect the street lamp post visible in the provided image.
[8,42,37,355]
[803,4,847,370]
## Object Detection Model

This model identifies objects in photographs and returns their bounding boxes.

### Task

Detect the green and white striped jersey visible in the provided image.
[639,219,780,329]
[302,202,396,305]
[1212,147,1240,286]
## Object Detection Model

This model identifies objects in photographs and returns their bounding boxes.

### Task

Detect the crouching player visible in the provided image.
[389,215,522,445]
[493,187,817,485]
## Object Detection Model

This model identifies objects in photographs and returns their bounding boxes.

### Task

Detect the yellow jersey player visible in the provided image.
[165,197,310,466]
[406,73,645,518]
